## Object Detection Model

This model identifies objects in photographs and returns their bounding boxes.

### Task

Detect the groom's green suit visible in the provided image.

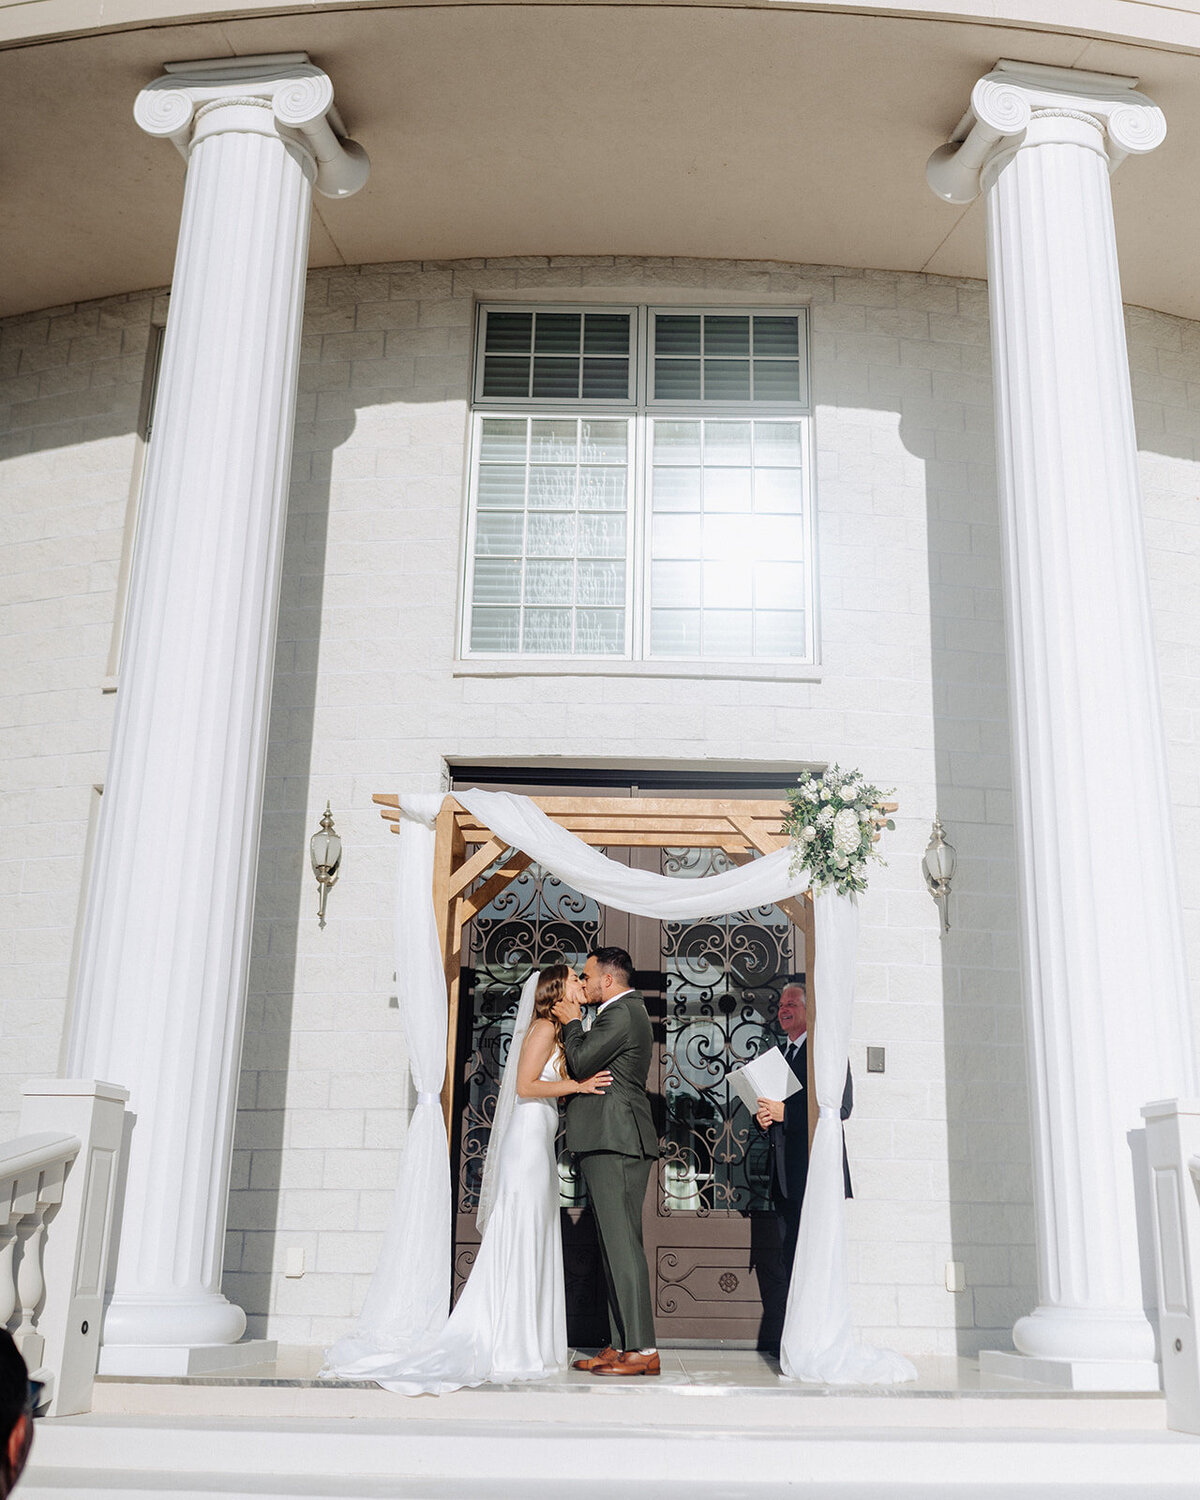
[562,991,658,1351]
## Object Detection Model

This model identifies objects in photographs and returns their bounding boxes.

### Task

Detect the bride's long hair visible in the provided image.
[532,964,572,1077]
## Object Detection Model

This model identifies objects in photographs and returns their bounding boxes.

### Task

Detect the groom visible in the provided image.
[554,946,660,1377]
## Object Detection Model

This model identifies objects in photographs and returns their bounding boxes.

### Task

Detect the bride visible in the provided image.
[329,965,610,1395]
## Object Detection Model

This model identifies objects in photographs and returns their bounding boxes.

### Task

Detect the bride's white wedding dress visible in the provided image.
[333,1056,567,1396]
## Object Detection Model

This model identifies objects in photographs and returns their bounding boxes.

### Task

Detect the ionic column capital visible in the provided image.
[134,51,369,199]
[926,59,1165,205]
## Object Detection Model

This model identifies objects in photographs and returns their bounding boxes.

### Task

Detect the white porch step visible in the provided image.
[23,1411,1200,1500]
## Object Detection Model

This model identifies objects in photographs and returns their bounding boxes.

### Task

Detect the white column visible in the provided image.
[68,55,367,1374]
[929,61,1197,1390]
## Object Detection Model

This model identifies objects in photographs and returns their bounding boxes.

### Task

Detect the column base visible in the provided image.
[979,1349,1161,1392]
[98,1338,277,1377]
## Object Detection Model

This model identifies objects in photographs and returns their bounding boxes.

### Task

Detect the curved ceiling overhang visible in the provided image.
[3,3,1200,318]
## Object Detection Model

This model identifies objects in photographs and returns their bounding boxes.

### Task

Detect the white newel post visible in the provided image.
[928,61,1198,1389]
[67,55,367,1375]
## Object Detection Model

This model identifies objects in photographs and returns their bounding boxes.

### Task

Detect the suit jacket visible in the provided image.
[562,990,658,1158]
[768,1038,853,1208]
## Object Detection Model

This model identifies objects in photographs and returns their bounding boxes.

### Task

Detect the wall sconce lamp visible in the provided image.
[309,803,342,930]
[922,816,957,934]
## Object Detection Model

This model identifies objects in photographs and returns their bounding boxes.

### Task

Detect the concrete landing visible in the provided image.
[22,1349,1195,1499]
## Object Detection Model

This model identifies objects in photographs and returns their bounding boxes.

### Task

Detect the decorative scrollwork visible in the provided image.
[658,846,793,1218]
[457,859,602,1213]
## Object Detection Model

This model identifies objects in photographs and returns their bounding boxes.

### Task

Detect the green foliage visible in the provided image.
[781,764,895,897]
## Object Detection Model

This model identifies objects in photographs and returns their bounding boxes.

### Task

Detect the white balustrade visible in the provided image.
[0,1082,128,1416]
[1142,1099,1200,1433]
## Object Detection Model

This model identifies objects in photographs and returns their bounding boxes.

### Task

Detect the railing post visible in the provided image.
[18,1082,128,1417]
[1141,1098,1200,1433]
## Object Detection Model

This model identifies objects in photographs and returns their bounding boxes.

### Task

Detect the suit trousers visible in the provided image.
[579,1150,656,1351]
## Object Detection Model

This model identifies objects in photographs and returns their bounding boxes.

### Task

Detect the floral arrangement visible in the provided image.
[782,765,895,897]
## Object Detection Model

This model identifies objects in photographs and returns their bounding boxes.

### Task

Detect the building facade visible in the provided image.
[3,0,1200,1384]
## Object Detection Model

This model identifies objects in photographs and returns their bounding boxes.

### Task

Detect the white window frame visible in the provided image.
[460,303,817,671]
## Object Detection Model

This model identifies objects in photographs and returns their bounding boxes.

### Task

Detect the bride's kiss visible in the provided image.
[333,946,659,1394]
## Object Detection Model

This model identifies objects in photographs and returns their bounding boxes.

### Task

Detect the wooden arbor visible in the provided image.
[372,793,818,1133]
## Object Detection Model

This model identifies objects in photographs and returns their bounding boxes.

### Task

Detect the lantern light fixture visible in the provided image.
[922,815,957,935]
[309,802,342,930]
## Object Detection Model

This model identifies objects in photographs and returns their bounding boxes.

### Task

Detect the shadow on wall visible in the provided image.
[901,292,1200,1358]
[802,274,1038,1359]
[224,265,465,1338]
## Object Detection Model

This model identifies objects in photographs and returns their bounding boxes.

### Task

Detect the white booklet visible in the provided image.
[728,1046,804,1114]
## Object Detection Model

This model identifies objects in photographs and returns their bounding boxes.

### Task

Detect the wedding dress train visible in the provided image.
[330,1056,567,1395]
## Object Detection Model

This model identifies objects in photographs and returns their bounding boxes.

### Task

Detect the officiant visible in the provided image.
[754,978,853,1354]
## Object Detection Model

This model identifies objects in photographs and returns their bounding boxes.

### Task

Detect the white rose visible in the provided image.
[817,805,835,827]
[832,807,861,854]
[803,826,817,842]
[819,786,832,800]
[835,854,848,870]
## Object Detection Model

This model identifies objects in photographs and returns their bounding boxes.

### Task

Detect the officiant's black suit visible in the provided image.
[758,1038,853,1351]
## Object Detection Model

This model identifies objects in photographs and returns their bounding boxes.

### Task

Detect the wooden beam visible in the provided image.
[456,853,533,928]
[448,836,509,899]
[432,800,463,1133]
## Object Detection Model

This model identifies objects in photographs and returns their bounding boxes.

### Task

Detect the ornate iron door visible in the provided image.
[641,848,798,1343]
[448,788,800,1347]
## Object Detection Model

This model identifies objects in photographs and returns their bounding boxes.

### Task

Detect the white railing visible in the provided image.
[1141,1098,1200,1435]
[1,1130,81,1385]
[2,1081,127,1417]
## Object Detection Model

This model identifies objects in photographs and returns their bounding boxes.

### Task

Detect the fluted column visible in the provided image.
[68,56,367,1373]
[929,61,1197,1388]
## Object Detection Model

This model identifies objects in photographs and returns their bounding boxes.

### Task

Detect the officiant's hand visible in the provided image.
[756,1098,785,1128]
[552,994,583,1025]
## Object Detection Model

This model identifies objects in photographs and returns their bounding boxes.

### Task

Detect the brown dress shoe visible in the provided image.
[572,1346,618,1371]
[593,1350,661,1377]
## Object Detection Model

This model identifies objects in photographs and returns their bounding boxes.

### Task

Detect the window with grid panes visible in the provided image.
[464,306,813,662]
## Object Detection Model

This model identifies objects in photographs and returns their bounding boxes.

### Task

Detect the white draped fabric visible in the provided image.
[326,787,915,1386]
[780,895,918,1384]
[324,795,451,1371]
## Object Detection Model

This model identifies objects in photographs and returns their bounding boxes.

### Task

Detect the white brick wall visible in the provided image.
[3,257,1198,1361]
[0,290,163,1126]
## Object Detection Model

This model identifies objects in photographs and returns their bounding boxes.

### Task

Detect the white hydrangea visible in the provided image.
[832,807,861,854]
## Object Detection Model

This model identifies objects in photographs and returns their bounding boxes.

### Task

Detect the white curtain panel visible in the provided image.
[325,795,451,1370]
[330,787,914,1386]
[780,892,917,1384]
